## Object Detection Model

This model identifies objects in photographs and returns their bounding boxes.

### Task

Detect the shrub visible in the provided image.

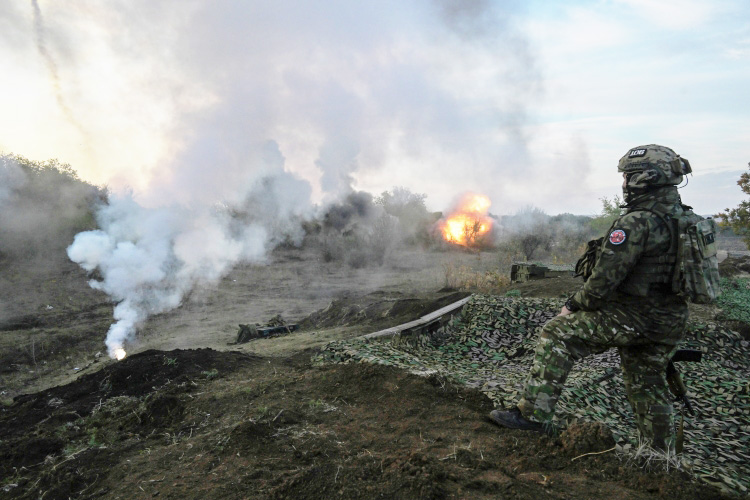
[716,163,750,249]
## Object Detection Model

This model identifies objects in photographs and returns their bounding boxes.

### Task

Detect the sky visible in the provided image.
[1,0,748,216]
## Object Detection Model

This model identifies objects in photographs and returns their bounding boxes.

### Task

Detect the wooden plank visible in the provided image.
[361,295,473,341]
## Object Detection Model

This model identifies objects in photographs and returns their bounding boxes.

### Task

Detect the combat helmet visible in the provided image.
[618,144,692,192]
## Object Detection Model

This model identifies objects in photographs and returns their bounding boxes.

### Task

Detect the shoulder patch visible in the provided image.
[609,229,627,245]
[628,148,647,158]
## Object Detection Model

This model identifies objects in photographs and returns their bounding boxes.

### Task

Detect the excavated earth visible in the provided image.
[1,250,747,499]
[0,348,732,500]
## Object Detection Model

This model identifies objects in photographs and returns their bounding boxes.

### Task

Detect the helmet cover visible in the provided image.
[618,144,688,190]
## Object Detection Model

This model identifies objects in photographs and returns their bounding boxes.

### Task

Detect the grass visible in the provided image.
[308,398,325,409]
[619,439,684,474]
[443,262,510,294]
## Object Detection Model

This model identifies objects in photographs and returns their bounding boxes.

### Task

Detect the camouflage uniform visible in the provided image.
[517,147,690,451]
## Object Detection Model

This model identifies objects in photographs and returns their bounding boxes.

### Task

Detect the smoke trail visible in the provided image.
[67,171,312,359]
[30,0,87,137]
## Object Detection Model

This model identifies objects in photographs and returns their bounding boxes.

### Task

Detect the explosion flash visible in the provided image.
[113,348,127,361]
[438,193,493,246]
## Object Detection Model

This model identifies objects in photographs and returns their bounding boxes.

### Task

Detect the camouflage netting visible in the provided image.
[315,295,750,496]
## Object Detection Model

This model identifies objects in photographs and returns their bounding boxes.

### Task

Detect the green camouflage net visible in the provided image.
[315,294,750,496]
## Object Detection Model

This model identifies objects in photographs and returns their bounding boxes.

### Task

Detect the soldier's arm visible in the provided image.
[567,213,649,311]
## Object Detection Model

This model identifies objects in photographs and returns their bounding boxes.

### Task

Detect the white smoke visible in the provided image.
[67,169,312,358]
[47,1,541,357]
[0,155,27,206]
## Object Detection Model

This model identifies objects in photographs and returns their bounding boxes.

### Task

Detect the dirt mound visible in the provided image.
[1,351,731,500]
[560,421,617,456]
[718,255,750,277]
[299,290,470,329]
[3,349,258,441]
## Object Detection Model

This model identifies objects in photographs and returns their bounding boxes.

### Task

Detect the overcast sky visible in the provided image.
[1,0,748,216]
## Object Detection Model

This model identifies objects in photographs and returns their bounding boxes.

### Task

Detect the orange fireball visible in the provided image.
[439,193,493,246]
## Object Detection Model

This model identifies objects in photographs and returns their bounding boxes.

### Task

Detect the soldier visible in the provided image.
[490,144,693,452]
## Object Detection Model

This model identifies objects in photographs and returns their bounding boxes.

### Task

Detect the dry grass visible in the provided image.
[619,439,684,473]
[442,261,510,294]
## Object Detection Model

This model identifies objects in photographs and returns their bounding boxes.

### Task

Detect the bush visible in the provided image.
[497,206,554,261]
[588,196,623,235]
[376,187,434,246]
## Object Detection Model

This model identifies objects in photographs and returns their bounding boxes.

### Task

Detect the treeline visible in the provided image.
[0,154,106,265]
[7,151,744,274]
[305,188,630,267]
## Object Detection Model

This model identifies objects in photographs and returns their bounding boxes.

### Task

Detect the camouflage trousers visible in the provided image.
[517,302,687,451]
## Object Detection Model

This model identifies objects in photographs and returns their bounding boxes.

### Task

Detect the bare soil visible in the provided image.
[0,247,737,499]
[0,349,728,500]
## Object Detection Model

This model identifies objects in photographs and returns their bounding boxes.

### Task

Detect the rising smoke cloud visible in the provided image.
[67,167,312,358]
[41,1,545,356]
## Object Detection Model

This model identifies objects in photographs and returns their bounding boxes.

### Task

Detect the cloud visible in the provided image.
[2,1,546,211]
[614,0,721,30]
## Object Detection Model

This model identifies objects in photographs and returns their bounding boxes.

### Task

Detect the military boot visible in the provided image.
[489,407,547,433]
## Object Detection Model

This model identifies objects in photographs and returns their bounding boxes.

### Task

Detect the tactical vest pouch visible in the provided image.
[574,237,603,282]
[673,211,721,303]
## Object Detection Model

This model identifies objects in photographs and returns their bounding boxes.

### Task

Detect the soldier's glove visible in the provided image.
[564,297,580,313]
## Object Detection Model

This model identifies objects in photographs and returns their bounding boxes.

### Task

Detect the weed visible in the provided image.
[87,429,104,448]
[308,399,324,409]
[162,356,178,367]
[504,289,521,297]
[202,368,219,380]
[256,405,269,418]
[54,421,77,438]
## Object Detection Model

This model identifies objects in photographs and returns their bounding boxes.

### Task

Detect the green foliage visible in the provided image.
[308,398,325,409]
[375,186,427,216]
[0,153,107,261]
[375,186,434,246]
[504,289,521,297]
[716,163,750,249]
[716,277,750,323]
[88,430,102,448]
[499,206,554,261]
[202,368,219,379]
[162,356,177,367]
[589,195,623,235]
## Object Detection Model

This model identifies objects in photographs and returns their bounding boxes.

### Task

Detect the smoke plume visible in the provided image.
[45,1,544,356]
[67,168,312,358]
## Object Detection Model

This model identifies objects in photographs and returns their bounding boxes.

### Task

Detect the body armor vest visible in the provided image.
[616,206,678,298]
